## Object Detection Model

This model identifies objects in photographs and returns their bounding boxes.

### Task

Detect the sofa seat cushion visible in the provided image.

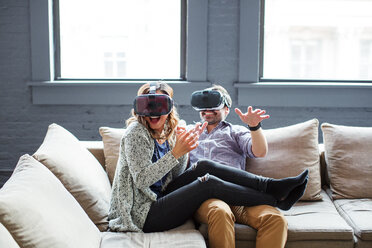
[282,190,354,241]
[101,230,206,248]
[354,237,372,248]
[101,220,206,248]
[333,198,372,241]
[0,154,101,248]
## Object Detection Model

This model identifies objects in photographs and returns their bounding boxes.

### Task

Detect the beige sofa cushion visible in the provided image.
[246,119,322,201]
[283,190,353,241]
[0,155,101,248]
[33,123,112,231]
[321,123,372,199]
[101,220,206,248]
[333,198,372,241]
[99,127,126,184]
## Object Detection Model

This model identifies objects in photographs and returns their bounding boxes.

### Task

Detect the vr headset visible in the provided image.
[190,89,229,111]
[133,83,173,116]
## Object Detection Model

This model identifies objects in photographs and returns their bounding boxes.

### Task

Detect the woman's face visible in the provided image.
[144,90,170,133]
[145,114,169,133]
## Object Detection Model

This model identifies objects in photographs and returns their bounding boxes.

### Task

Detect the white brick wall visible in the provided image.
[1,0,371,187]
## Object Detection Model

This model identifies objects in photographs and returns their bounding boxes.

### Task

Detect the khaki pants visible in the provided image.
[194,199,288,248]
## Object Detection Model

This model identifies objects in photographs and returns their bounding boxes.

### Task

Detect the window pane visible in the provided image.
[263,0,372,80]
[58,0,181,79]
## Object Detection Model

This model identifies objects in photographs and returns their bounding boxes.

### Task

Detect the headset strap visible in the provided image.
[149,82,157,94]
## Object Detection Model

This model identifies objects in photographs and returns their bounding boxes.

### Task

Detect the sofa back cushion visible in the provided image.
[246,119,322,201]
[99,127,126,184]
[33,123,112,231]
[321,123,372,199]
[0,155,101,248]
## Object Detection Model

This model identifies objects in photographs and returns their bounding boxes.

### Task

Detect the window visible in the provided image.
[262,0,372,81]
[56,0,183,80]
[360,39,372,79]
[29,0,209,104]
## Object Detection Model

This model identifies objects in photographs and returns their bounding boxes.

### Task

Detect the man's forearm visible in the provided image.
[251,128,268,157]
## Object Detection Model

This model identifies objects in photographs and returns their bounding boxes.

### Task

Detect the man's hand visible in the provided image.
[235,106,270,127]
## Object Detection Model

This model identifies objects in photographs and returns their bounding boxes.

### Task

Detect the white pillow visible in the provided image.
[0,154,101,248]
[0,223,19,248]
[33,123,112,231]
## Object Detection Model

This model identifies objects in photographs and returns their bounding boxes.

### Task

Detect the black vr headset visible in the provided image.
[133,83,173,116]
[190,89,230,111]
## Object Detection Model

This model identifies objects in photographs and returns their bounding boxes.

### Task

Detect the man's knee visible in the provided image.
[208,203,235,224]
[196,199,235,224]
[234,205,287,232]
[262,212,288,231]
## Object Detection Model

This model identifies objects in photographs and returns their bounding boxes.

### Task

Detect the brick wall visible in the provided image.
[1,0,371,187]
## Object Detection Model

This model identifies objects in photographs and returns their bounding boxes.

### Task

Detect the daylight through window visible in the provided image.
[262,0,372,81]
[58,0,182,79]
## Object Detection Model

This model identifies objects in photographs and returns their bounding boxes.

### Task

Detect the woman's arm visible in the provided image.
[124,128,179,190]
[171,154,188,178]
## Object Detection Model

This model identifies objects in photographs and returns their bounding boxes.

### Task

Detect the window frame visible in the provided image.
[236,0,372,108]
[29,0,210,105]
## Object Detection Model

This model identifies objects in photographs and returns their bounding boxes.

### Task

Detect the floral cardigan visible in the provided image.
[108,121,188,232]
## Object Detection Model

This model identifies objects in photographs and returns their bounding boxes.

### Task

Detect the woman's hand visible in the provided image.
[190,121,208,136]
[235,106,270,127]
[172,122,207,159]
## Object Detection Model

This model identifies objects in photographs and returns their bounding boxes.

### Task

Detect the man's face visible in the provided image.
[199,106,229,125]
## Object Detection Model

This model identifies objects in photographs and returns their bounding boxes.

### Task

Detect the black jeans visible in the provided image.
[143,159,277,232]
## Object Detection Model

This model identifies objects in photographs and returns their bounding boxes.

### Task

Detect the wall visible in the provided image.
[1,0,371,187]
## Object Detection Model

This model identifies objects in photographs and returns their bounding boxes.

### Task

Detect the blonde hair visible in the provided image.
[126,82,179,145]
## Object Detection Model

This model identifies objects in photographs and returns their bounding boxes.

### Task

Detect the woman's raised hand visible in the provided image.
[171,121,207,159]
[191,121,208,136]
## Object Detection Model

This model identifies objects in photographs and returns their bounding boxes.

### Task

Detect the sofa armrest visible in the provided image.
[80,141,105,169]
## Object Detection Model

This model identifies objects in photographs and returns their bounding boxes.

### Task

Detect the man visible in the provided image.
[189,85,288,248]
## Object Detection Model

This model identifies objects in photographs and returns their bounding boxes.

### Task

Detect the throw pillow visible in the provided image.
[0,223,19,248]
[33,123,112,231]
[99,127,126,184]
[246,119,322,201]
[321,123,372,199]
[0,155,101,248]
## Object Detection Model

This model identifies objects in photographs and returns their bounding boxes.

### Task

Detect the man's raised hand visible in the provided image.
[235,106,270,127]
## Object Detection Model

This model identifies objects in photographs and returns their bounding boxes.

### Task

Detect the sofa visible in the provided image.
[1,119,371,248]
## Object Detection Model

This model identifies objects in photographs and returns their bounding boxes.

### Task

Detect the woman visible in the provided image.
[108,82,308,233]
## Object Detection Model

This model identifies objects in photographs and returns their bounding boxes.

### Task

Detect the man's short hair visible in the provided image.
[205,84,232,109]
